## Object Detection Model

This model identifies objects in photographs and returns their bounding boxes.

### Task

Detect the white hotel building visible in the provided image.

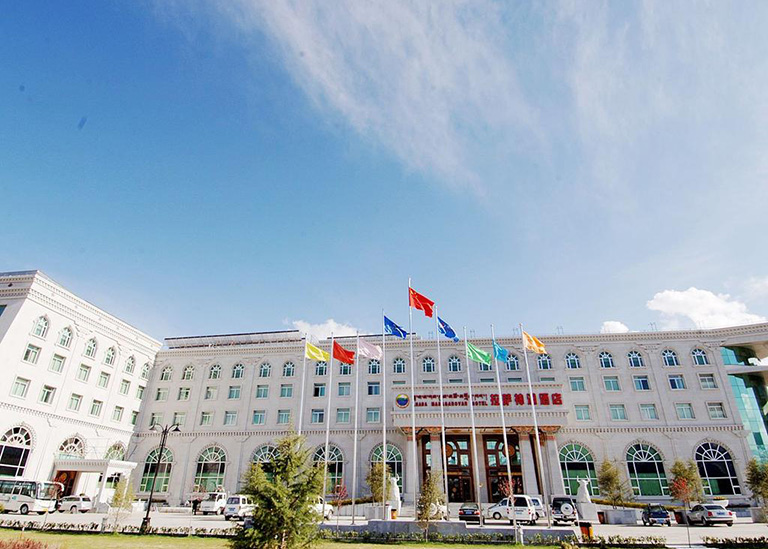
[2,270,768,508]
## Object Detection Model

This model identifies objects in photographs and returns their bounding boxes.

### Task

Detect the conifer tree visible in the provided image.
[110,475,135,530]
[416,472,445,540]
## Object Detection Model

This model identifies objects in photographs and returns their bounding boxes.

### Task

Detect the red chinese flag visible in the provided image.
[408,287,435,318]
[333,341,356,364]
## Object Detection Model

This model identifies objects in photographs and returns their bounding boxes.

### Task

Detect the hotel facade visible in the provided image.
[2,270,768,508]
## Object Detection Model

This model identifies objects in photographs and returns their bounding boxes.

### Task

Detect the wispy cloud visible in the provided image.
[290,318,358,341]
[647,287,766,330]
[744,276,768,300]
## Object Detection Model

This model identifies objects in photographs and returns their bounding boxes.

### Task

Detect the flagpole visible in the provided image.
[381,310,389,520]
[407,278,419,515]
[434,307,449,518]
[323,333,335,521]
[352,332,360,525]
[298,334,308,436]
[463,327,483,527]
[521,324,551,528]
[491,324,517,534]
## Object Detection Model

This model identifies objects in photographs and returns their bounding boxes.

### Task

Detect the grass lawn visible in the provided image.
[0,530,547,549]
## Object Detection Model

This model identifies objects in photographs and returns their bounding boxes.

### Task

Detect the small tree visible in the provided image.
[669,459,704,508]
[746,458,768,517]
[232,432,323,549]
[110,475,135,530]
[366,461,391,505]
[416,472,445,540]
[597,460,631,508]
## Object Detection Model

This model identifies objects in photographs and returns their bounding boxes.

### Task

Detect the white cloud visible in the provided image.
[600,321,629,334]
[744,276,768,300]
[290,318,358,341]
[646,287,766,330]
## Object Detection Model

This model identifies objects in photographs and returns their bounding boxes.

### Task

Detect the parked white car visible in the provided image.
[224,495,255,521]
[312,496,333,520]
[58,495,92,514]
[485,495,537,525]
[527,495,545,520]
[200,492,228,515]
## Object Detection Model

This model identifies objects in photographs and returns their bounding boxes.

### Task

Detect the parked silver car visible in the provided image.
[687,504,734,526]
[58,495,92,513]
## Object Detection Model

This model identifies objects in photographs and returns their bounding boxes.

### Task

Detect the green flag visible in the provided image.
[466,342,492,365]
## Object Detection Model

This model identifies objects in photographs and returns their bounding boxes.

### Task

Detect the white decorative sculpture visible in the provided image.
[576,478,593,504]
[389,476,401,514]
[573,478,599,522]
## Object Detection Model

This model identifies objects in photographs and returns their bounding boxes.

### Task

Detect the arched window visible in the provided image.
[506,354,519,371]
[0,427,32,477]
[194,447,227,492]
[58,327,73,348]
[104,443,126,461]
[448,356,461,372]
[84,338,97,358]
[282,362,295,377]
[371,443,403,491]
[537,354,552,370]
[559,443,598,496]
[315,361,327,376]
[209,364,222,380]
[104,347,116,366]
[160,366,173,382]
[58,436,85,459]
[252,445,279,465]
[232,363,244,379]
[140,447,173,492]
[33,317,49,338]
[259,363,271,378]
[124,356,135,374]
[662,350,679,366]
[393,357,406,374]
[182,365,195,380]
[691,349,709,366]
[627,351,644,368]
[599,352,614,369]
[565,353,581,369]
[422,357,435,373]
[314,445,344,493]
[695,442,741,496]
[626,443,668,496]
[368,360,381,375]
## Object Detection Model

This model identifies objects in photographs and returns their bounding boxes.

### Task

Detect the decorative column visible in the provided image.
[517,429,539,495]
[429,429,443,477]
[541,430,564,496]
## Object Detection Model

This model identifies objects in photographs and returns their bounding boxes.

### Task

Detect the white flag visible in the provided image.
[358,339,382,360]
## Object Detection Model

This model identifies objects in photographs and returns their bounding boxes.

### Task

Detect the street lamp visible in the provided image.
[140,423,180,534]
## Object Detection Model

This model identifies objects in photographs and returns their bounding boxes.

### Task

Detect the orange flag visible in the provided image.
[523,331,547,354]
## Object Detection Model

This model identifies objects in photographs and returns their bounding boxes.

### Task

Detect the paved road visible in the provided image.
[3,511,766,545]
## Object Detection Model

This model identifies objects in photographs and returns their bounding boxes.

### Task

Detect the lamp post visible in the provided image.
[140,423,180,534]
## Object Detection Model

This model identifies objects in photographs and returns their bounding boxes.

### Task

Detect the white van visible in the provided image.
[485,495,538,525]
[224,495,255,521]
[199,492,228,515]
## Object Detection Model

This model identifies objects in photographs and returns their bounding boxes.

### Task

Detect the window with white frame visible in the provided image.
[338,382,350,396]
[173,412,186,426]
[448,356,461,372]
[252,410,265,425]
[119,379,130,395]
[178,387,190,400]
[68,393,82,411]
[33,316,49,338]
[603,376,620,391]
[315,361,327,376]
[136,385,145,399]
[49,354,65,374]
[368,360,380,374]
[77,364,91,382]
[311,409,325,424]
[150,413,163,427]
[339,363,351,376]
[633,375,651,391]
[23,344,41,364]
[182,365,194,380]
[368,382,380,396]
[256,385,268,398]
[204,386,218,400]
[676,403,695,419]
[537,354,552,370]
[160,366,172,381]
[224,411,237,426]
[155,388,168,401]
[58,327,73,348]
[11,377,30,398]
[422,357,435,373]
[609,404,627,420]
[599,352,614,368]
[84,338,97,358]
[627,351,645,368]
[699,373,718,389]
[640,403,659,420]
[313,383,326,397]
[366,407,381,423]
[336,408,350,423]
[282,362,295,377]
[258,363,271,378]
[200,412,213,426]
[39,385,55,405]
[141,363,150,380]
[506,354,519,371]
[112,406,124,422]
[565,353,581,369]
[574,405,591,421]
[393,358,406,374]
[90,399,103,417]
[280,384,293,398]
[104,347,116,366]
[232,363,244,379]
[668,375,686,390]
[692,348,709,366]
[277,410,291,424]
[209,364,222,379]
[228,386,241,399]
[662,349,679,366]
[124,356,135,374]
[98,371,110,389]
[707,402,727,419]
[570,377,586,392]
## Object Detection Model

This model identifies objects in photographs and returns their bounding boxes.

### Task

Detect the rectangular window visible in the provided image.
[423,379,437,384]
[480,378,495,383]
[540,376,556,383]
[574,405,591,421]
[676,403,695,420]
[280,384,293,398]
[699,374,718,389]
[119,379,130,395]
[23,344,41,364]
[338,382,351,396]
[173,412,186,426]
[603,376,620,392]
[252,410,266,425]
[640,404,659,420]
[154,388,168,402]
[136,385,145,400]
[224,411,238,426]
[204,386,218,400]
[228,386,241,399]
[336,408,350,423]
[507,377,523,383]
[668,375,686,390]
[277,410,291,424]
[39,385,56,404]
[131,411,139,425]
[368,382,381,396]
[708,402,727,419]
[633,375,651,391]
[77,364,91,382]
[609,404,627,420]
[256,385,269,399]
[49,354,65,374]
[98,371,111,389]
[90,399,103,417]
[11,377,30,398]
[112,406,124,422]
[200,411,213,426]
[570,377,586,392]
[313,383,326,397]
[393,380,407,385]
[311,409,325,424]
[366,407,381,423]
[339,363,351,376]
[178,387,190,400]
[68,393,82,411]
[150,412,163,427]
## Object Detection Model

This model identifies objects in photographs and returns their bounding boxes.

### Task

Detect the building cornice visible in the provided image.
[0,401,135,437]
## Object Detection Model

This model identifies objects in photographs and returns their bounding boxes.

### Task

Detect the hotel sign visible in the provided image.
[409,391,563,408]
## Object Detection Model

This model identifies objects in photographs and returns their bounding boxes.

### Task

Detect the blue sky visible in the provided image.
[2,1,767,341]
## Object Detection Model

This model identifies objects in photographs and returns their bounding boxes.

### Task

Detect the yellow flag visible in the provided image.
[523,331,547,354]
[305,341,330,362]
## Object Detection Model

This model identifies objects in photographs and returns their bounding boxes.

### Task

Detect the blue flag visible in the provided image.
[384,316,407,339]
[493,340,509,362]
[438,317,459,342]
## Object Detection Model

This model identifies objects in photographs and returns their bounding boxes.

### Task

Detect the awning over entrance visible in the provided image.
[52,458,137,511]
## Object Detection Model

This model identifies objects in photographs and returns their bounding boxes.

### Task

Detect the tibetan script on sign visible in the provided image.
[412,392,562,408]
